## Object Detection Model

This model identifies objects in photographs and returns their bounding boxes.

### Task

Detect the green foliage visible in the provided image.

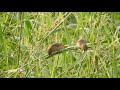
[0,12,120,78]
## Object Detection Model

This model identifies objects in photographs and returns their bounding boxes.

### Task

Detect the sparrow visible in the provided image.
[76,38,88,51]
[47,43,64,55]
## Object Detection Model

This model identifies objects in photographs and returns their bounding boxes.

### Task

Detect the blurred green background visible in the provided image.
[0,12,120,78]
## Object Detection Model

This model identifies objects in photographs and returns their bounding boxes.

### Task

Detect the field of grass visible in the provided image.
[0,12,120,78]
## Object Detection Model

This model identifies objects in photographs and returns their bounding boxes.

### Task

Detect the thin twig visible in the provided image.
[40,12,72,44]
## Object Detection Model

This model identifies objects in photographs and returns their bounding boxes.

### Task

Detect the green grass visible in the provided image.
[0,12,120,78]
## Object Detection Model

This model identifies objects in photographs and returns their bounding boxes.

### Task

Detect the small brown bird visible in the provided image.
[76,38,88,51]
[47,43,64,55]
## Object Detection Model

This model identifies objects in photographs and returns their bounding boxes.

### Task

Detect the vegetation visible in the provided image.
[0,12,120,78]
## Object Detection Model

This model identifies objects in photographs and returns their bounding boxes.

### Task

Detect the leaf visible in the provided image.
[0,24,4,43]
[66,24,77,29]
[62,37,67,44]
[24,20,32,30]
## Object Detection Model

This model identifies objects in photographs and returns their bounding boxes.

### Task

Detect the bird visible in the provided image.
[76,38,88,51]
[47,43,64,55]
